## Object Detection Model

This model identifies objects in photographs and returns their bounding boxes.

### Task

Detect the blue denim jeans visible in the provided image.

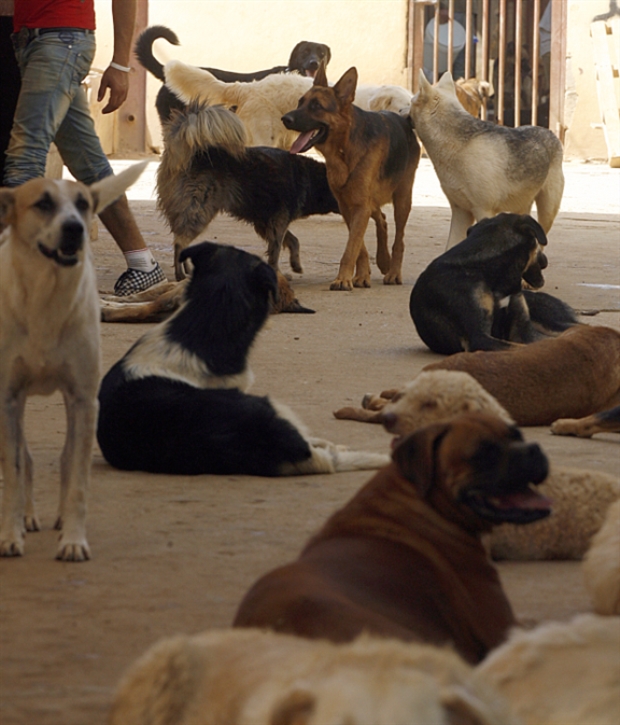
[4,29,113,187]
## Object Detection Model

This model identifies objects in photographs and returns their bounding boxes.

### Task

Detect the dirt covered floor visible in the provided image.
[1,158,619,724]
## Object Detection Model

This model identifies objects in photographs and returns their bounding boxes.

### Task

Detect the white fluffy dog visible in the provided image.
[583,498,620,615]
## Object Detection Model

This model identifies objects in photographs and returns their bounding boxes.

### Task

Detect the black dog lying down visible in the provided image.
[97,242,388,476]
[157,101,339,282]
[409,213,577,354]
[135,25,331,123]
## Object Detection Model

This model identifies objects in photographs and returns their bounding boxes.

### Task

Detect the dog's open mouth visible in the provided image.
[289,126,328,154]
[38,243,79,267]
[462,484,552,524]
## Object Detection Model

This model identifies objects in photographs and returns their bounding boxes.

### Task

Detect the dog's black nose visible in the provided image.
[59,219,85,256]
[382,412,397,432]
[305,60,319,72]
[281,113,295,129]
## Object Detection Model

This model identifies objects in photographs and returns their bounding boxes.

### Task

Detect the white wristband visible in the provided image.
[109,61,131,73]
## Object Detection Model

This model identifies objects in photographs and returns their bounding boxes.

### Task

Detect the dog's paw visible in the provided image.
[382,271,402,285]
[550,419,591,437]
[330,278,354,291]
[353,276,371,288]
[56,538,91,562]
[333,406,363,420]
[0,532,25,557]
[24,514,40,532]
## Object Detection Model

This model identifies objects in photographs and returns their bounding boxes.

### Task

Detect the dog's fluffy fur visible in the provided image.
[409,71,564,249]
[110,629,518,725]
[135,26,331,124]
[0,162,147,560]
[97,241,388,476]
[335,369,620,561]
[474,614,620,725]
[156,101,338,283]
[409,213,576,354]
[582,498,620,615]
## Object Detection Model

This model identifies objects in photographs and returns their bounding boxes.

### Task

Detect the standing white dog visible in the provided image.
[0,162,147,560]
[410,71,564,249]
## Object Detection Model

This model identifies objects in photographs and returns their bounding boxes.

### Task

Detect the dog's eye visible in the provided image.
[309,99,322,112]
[34,193,55,214]
[75,195,90,213]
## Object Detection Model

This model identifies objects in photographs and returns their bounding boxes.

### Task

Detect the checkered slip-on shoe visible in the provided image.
[113,263,167,296]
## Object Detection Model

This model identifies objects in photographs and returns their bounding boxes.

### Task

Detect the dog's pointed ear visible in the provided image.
[333,67,358,104]
[437,71,456,93]
[90,161,148,215]
[418,69,431,94]
[516,215,548,246]
[313,60,329,87]
[0,188,16,229]
[391,423,450,497]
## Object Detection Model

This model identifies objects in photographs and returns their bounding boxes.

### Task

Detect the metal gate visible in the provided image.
[407,0,566,137]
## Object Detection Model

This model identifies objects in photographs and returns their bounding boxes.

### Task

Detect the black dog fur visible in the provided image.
[97,243,314,476]
[409,213,577,354]
[135,25,331,124]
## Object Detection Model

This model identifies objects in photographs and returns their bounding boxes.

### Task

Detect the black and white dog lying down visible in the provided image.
[97,242,388,476]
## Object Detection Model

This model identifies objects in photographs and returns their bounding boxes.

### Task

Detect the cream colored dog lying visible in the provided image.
[583,499,620,615]
[0,162,146,560]
[475,614,620,725]
[110,628,518,725]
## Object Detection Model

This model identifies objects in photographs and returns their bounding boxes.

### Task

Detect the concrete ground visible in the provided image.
[0,157,619,724]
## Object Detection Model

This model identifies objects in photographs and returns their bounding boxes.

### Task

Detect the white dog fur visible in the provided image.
[582,499,620,615]
[0,162,147,560]
[409,70,564,249]
[474,614,620,725]
[109,628,519,725]
[364,370,619,560]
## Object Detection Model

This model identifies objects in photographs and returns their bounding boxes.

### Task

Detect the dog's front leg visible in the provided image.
[56,391,97,561]
[331,206,372,290]
[0,391,29,556]
[446,206,475,249]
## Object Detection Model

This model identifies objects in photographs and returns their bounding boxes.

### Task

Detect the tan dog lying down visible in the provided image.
[335,370,619,560]
[109,628,519,725]
[583,499,620,615]
[474,614,620,725]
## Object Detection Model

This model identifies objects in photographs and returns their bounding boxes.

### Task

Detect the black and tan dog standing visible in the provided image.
[234,413,551,664]
[282,64,421,290]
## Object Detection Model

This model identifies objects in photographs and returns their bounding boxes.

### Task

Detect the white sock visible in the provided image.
[124,248,156,272]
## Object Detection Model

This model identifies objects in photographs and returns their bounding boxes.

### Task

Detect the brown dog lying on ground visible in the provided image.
[234,413,551,664]
[551,404,620,438]
[282,64,421,290]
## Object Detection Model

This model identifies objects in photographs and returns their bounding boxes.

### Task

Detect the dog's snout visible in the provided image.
[511,442,549,485]
[60,219,85,255]
[382,412,397,432]
[538,251,548,270]
[281,113,295,129]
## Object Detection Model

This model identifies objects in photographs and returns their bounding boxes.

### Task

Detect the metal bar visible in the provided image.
[464,0,473,78]
[448,0,455,76]
[481,0,489,119]
[531,0,541,125]
[515,0,523,126]
[433,2,440,82]
[549,0,566,138]
[498,0,507,124]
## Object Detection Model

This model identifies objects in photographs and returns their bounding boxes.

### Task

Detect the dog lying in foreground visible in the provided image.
[109,629,519,725]
[410,71,564,249]
[157,101,338,284]
[234,413,551,664]
[97,242,388,476]
[282,65,421,290]
[551,404,620,438]
[0,162,147,560]
[409,213,577,354]
[135,25,331,124]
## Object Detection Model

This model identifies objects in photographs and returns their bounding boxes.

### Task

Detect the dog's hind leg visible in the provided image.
[383,182,414,284]
[0,391,28,556]
[535,163,564,233]
[446,206,475,249]
[283,231,303,274]
[371,209,390,274]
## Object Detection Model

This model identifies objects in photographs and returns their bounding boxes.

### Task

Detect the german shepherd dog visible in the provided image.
[97,241,388,476]
[409,213,577,355]
[135,25,331,124]
[156,102,338,288]
[282,65,421,291]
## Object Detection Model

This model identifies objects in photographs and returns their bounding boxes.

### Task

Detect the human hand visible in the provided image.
[98,66,130,114]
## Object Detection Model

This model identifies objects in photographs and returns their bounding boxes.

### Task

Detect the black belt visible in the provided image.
[13,26,94,48]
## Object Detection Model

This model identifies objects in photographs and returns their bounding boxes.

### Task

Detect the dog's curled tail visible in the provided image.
[163,102,248,172]
[135,25,180,81]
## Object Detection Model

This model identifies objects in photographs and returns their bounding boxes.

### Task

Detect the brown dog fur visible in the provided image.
[282,65,421,290]
[234,413,552,664]
[423,325,620,426]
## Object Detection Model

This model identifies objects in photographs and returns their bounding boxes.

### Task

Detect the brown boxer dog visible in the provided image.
[234,413,551,663]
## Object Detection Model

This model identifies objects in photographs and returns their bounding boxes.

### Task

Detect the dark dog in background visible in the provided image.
[157,101,338,285]
[135,25,331,124]
[234,413,551,664]
[409,213,577,354]
[97,242,388,476]
[282,65,420,290]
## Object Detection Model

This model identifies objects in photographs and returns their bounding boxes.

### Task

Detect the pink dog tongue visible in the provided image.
[289,131,314,154]
[494,489,552,510]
